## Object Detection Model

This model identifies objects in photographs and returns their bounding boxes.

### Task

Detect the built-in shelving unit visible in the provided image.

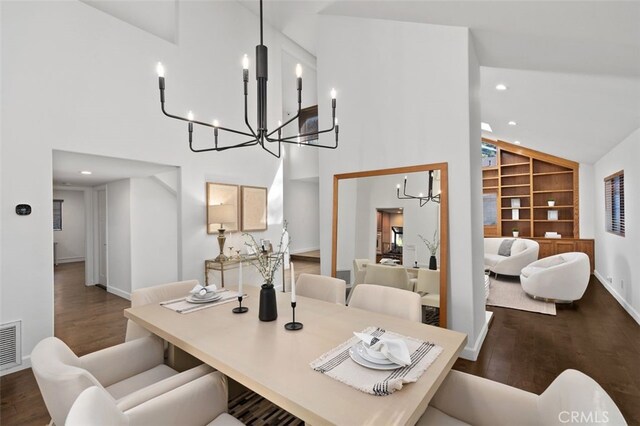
[482,139,579,239]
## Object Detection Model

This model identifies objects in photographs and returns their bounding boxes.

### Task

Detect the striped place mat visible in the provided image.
[310,326,443,396]
[160,291,245,314]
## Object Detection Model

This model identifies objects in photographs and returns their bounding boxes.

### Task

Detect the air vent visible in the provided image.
[1,321,22,370]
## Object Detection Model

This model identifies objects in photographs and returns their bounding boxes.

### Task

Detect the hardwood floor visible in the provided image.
[454,275,640,425]
[2,262,638,425]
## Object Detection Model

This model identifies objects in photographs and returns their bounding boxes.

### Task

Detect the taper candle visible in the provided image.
[290,262,296,303]
[238,260,243,296]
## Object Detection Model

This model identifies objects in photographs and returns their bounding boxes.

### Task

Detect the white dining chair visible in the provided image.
[31,336,212,426]
[415,269,440,309]
[126,279,200,341]
[348,284,422,322]
[348,264,412,304]
[296,273,347,305]
[418,369,627,426]
[66,372,244,426]
[353,259,371,286]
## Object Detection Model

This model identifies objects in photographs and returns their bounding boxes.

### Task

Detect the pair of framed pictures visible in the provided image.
[206,183,267,234]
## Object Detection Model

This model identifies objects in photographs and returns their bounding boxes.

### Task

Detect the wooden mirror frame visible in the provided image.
[331,163,449,328]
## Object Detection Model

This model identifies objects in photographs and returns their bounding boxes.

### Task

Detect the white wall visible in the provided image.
[317,16,486,359]
[52,189,86,263]
[284,180,320,253]
[106,179,132,299]
[130,174,178,291]
[593,127,640,324]
[1,0,313,370]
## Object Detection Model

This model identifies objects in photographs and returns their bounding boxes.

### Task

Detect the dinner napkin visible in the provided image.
[190,284,218,298]
[353,332,412,366]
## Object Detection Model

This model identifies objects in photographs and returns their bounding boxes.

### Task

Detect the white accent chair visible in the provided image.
[126,279,199,341]
[66,372,243,426]
[349,284,422,322]
[520,252,590,303]
[31,336,212,426]
[415,269,440,309]
[484,238,539,277]
[296,273,347,305]
[417,369,626,425]
[353,259,371,287]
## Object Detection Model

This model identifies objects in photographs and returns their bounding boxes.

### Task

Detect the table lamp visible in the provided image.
[208,204,236,262]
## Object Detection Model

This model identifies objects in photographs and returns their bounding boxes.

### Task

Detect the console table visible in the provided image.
[205,253,286,291]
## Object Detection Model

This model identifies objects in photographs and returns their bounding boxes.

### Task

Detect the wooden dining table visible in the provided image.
[124,285,467,425]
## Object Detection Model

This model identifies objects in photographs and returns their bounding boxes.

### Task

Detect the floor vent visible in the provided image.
[0,321,22,370]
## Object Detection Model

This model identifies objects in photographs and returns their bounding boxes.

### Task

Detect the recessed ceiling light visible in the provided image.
[481,122,493,132]
[80,170,92,175]
[514,141,521,145]
[495,84,508,91]
[508,121,517,126]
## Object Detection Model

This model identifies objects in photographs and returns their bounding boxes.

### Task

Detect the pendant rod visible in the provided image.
[259,0,264,45]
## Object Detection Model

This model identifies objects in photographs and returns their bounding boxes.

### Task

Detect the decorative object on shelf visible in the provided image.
[396,170,440,206]
[244,222,289,321]
[418,231,439,270]
[209,203,237,262]
[233,260,248,313]
[547,198,555,207]
[511,209,520,220]
[545,232,562,239]
[510,198,521,208]
[241,186,268,231]
[547,210,559,221]
[512,228,519,238]
[284,263,303,330]
[206,183,239,234]
[154,0,339,159]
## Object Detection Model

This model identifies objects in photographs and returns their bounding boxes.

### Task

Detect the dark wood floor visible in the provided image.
[2,263,639,425]
[455,275,640,425]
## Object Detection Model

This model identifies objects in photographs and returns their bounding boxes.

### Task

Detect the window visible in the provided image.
[604,171,624,236]
[483,193,498,226]
[53,199,63,231]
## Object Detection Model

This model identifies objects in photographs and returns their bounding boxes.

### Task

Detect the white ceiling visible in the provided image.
[239,0,640,164]
[52,151,177,187]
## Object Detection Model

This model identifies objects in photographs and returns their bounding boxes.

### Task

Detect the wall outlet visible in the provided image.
[607,276,613,283]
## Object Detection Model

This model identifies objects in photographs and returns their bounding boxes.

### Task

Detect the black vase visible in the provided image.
[259,283,278,322]
[429,255,437,270]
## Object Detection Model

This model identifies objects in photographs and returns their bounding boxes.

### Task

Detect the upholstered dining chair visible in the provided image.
[418,369,626,426]
[296,273,347,305]
[347,264,412,304]
[66,372,243,426]
[126,279,200,341]
[348,284,422,322]
[353,259,371,286]
[415,269,440,309]
[31,336,212,426]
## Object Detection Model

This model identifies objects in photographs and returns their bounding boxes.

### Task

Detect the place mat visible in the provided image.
[310,326,443,396]
[160,291,245,314]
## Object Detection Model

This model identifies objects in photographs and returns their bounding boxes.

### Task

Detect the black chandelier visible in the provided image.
[155,0,339,158]
[396,171,441,206]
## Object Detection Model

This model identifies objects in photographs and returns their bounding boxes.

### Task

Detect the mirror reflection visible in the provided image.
[332,164,448,327]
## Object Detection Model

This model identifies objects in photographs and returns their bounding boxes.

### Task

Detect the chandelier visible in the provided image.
[396,171,441,206]
[155,0,339,158]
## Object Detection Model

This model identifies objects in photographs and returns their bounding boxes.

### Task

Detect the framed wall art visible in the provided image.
[206,183,239,234]
[241,185,268,231]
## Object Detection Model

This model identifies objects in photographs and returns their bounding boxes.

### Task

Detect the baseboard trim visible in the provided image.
[594,270,640,326]
[0,355,31,377]
[107,286,131,301]
[459,312,491,361]
[290,247,320,255]
[57,257,85,264]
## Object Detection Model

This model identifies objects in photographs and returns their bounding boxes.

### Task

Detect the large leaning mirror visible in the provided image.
[332,163,449,328]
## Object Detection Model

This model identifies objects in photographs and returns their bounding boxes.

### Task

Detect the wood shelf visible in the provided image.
[501,173,530,178]
[533,171,573,177]
[534,220,574,223]
[533,205,573,209]
[502,184,530,188]
[484,186,498,190]
[501,162,530,167]
[501,195,531,198]
[482,177,499,181]
[502,219,531,222]
[533,189,573,194]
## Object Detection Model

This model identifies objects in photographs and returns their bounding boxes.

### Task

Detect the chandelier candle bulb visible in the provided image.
[156,62,165,78]
[295,64,302,78]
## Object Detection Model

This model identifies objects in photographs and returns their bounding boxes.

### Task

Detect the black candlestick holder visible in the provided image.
[284,302,303,330]
[232,295,248,314]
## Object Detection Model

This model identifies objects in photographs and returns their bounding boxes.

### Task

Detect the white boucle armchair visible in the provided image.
[484,238,539,277]
[520,252,590,302]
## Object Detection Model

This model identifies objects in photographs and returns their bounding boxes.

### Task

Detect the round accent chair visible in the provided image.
[520,252,590,303]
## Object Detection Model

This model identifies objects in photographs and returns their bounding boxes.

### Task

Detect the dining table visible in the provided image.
[124,285,467,425]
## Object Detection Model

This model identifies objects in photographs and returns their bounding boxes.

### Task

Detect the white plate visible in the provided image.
[355,343,394,365]
[186,293,223,304]
[349,345,401,370]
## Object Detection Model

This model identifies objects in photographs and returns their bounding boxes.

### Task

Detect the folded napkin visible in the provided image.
[354,332,411,366]
[190,284,218,298]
